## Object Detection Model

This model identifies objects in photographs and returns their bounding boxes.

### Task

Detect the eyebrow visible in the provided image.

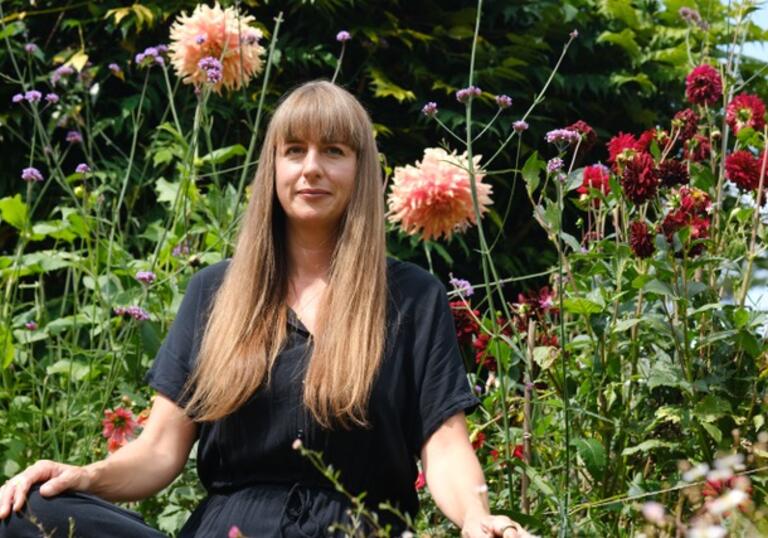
[280,137,351,146]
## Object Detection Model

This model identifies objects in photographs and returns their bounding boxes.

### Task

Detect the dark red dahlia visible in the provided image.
[450,301,480,347]
[726,93,766,134]
[637,129,659,152]
[679,186,712,215]
[577,164,611,197]
[472,333,497,371]
[685,64,722,106]
[661,208,688,238]
[684,134,711,162]
[607,132,640,167]
[673,108,700,141]
[725,150,762,191]
[629,220,655,258]
[659,159,689,187]
[660,206,711,256]
[566,120,597,153]
[621,152,659,204]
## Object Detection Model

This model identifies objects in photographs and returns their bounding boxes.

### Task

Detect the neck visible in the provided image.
[285,221,337,281]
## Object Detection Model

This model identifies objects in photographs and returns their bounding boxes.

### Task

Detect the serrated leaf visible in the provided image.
[622,439,676,456]
[597,29,641,60]
[0,195,28,230]
[573,438,606,478]
[563,297,603,315]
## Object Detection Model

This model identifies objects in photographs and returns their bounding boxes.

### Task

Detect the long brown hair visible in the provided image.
[183,81,387,428]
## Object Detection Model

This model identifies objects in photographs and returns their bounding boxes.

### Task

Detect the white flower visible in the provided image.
[641,501,666,525]
[683,463,709,482]
[686,524,726,538]
[707,488,748,516]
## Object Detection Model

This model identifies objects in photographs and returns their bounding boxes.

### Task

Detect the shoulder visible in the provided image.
[189,258,231,297]
[386,257,447,304]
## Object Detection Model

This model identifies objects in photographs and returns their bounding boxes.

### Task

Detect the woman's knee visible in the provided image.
[0,484,81,537]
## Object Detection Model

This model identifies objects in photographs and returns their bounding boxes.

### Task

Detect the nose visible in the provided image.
[301,146,322,180]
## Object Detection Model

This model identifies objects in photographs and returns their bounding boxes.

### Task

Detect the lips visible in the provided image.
[297,189,330,195]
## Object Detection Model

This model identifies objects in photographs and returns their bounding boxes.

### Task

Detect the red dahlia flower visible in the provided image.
[725,150,763,191]
[471,431,486,450]
[450,301,480,347]
[660,207,710,257]
[566,120,597,153]
[577,164,611,200]
[659,159,689,187]
[607,132,640,168]
[726,93,766,135]
[622,153,659,204]
[629,221,655,258]
[102,407,139,452]
[672,108,700,141]
[685,64,722,106]
[679,186,712,215]
[684,134,711,162]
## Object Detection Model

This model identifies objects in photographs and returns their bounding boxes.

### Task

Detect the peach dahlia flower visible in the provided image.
[169,2,265,93]
[387,147,493,241]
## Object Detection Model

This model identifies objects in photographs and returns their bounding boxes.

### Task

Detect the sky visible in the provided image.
[741,4,768,60]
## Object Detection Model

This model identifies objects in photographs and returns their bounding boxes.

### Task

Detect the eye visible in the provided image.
[325,145,346,156]
[284,145,305,155]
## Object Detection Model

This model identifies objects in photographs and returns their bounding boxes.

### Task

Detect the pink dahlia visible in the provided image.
[577,164,611,198]
[621,153,659,204]
[102,407,139,453]
[725,93,766,135]
[685,64,722,106]
[387,148,493,241]
[169,3,265,93]
[725,150,762,191]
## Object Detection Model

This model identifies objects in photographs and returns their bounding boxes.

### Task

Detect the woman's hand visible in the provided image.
[0,460,91,519]
[461,514,535,538]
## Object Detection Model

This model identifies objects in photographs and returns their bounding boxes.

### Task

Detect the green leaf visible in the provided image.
[366,67,416,102]
[533,346,558,370]
[45,359,90,381]
[197,144,247,166]
[522,151,542,194]
[597,29,641,60]
[622,439,677,456]
[643,279,675,298]
[700,421,722,443]
[694,395,732,423]
[647,355,689,392]
[599,0,640,28]
[0,326,14,369]
[733,308,749,329]
[613,318,642,333]
[563,297,604,315]
[572,438,606,478]
[736,330,761,358]
[0,195,28,230]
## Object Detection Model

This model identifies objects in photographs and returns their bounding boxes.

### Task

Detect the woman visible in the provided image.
[0,81,527,538]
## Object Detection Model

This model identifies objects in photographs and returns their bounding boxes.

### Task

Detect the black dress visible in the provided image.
[144,257,479,537]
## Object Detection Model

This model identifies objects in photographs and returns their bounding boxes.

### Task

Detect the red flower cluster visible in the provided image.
[725,150,764,191]
[607,132,640,169]
[672,108,700,141]
[577,164,611,202]
[621,153,659,204]
[660,187,711,256]
[629,220,655,259]
[102,407,139,453]
[450,301,480,347]
[685,64,722,106]
[566,120,597,154]
[637,128,669,152]
[726,93,766,135]
[684,134,711,162]
[658,159,689,187]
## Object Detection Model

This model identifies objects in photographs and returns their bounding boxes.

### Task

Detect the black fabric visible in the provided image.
[144,257,479,536]
[0,484,165,537]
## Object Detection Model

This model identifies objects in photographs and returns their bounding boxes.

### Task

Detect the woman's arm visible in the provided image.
[0,394,196,517]
[421,412,529,538]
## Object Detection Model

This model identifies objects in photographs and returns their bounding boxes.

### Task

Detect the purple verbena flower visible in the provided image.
[679,6,709,30]
[24,90,42,103]
[156,44,169,54]
[449,276,474,297]
[25,321,38,330]
[21,167,44,182]
[108,63,122,74]
[66,130,83,144]
[144,47,158,57]
[195,34,206,45]
[12,93,24,103]
[45,93,59,104]
[513,120,529,133]
[570,29,579,39]
[24,43,39,54]
[198,56,223,84]
[135,46,166,69]
[547,157,564,174]
[172,241,191,257]
[135,271,157,284]
[336,30,351,42]
[495,94,512,109]
[75,163,91,174]
[456,85,482,103]
[545,128,580,145]
[421,102,438,117]
[115,305,150,321]
[51,65,75,86]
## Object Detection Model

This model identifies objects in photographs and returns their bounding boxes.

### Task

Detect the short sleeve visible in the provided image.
[410,280,480,452]
[144,272,204,408]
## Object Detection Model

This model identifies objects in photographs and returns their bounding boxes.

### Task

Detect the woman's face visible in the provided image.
[274,137,357,230]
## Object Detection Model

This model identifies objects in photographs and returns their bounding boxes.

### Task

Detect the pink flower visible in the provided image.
[726,93,766,135]
[228,526,244,538]
[387,148,493,241]
[102,407,138,452]
[606,132,640,169]
[336,30,351,42]
[414,472,426,490]
[169,3,265,93]
[577,164,611,197]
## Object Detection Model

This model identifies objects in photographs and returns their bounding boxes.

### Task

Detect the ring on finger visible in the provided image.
[501,524,519,536]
